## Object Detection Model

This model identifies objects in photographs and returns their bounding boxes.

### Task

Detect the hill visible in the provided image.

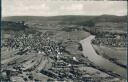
[2,15,127,25]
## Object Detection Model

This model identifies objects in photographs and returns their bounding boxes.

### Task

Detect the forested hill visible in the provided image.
[2,15,127,25]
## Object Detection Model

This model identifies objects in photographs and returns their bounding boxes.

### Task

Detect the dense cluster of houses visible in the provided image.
[2,31,64,55]
[92,33,127,47]
[1,30,65,81]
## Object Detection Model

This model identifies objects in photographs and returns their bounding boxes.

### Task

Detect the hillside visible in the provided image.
[2,15,127,33]
[2,15,127,25]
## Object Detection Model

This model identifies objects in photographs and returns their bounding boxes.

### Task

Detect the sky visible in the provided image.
[2,0,127,17]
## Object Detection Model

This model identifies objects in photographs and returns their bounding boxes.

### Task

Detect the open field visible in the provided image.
[92,44,127,66]
[50,30,90,42]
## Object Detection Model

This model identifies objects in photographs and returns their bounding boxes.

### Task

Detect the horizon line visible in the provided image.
[2,14,127,18]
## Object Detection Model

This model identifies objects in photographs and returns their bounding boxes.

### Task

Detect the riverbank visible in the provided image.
[80,35,127,79]
[92,44,127,68]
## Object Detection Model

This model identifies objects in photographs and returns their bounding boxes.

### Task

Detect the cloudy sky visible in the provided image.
[2,0,127,17]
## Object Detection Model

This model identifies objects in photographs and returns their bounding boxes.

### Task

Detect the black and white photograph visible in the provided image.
[1,0,127,82]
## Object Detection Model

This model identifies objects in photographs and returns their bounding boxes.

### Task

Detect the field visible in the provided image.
[92,44,127,66]
[95,22,127,33]
[49,30,90,41]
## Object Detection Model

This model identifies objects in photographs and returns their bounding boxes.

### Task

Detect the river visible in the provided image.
[80,35,127,79]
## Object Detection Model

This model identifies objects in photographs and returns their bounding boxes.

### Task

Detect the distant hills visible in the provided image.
[2,15,127,25]
[1,15,127,32]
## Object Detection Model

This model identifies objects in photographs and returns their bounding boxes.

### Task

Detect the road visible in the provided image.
[80,35,127,79]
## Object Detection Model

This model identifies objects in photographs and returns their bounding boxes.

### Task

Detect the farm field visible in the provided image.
[92,44,127,66]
